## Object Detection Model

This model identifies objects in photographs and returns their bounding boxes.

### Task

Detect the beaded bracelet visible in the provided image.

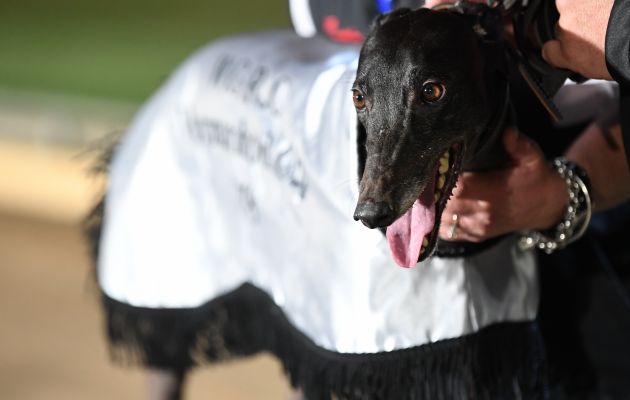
[518,157,592,254]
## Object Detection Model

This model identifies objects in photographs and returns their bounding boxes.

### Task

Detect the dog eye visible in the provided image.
[352,90,366,110]
[421,82,445,103]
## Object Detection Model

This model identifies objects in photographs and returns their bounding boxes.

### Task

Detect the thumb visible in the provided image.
[502,127,520,155]
[541,40,571,70]
[503,128,543,166]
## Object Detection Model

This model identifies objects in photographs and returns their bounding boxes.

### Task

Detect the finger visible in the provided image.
[438,214,454,240]
[440,200,490,239]
[502,127,520,155]
[541,40,571,71]
[439,226,480,242]
[442,196,481,218]
[438,213,483,242]
[423,0,452,8]
[450,171,504,201]
[457,213,487,240]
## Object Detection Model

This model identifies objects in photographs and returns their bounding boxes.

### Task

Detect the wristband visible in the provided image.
[519,157,592,254]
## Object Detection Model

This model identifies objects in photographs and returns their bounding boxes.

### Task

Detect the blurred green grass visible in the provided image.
[0,0,289,103]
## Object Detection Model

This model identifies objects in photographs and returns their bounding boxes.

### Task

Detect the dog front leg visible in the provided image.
[147,368,186,400]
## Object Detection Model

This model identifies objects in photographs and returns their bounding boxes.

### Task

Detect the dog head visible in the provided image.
[352,6,509,267]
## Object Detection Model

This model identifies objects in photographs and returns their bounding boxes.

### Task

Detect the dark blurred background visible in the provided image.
[0,1,293,398]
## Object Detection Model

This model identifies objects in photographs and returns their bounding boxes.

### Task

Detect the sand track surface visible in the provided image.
[0,213,289,399]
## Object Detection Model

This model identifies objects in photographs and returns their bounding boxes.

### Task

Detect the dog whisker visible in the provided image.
[332,179,355,192]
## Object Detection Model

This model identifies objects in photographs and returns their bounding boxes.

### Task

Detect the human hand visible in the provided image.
[439,128,568,242]
[541,0,615,80]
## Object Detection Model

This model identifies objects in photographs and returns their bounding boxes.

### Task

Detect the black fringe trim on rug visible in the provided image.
[102,284,546,400]
[87,143,545,399]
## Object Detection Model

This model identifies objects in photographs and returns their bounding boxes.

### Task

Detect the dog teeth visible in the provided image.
[420,237,429,254]
[437,174,445,189]
[434,150,452,204]
[439,157,449,174]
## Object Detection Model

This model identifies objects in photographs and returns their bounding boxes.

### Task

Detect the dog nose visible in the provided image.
[353,201,395,229]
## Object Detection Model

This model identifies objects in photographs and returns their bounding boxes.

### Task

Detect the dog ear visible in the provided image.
[363,8,417,52]
[369,7,413,32]
[473,9,503,43]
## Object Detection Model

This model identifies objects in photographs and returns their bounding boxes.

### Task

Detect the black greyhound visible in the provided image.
[352,5,511,268]
[88,6,541,400]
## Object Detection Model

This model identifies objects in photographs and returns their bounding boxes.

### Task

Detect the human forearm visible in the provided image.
[565,122,630,211]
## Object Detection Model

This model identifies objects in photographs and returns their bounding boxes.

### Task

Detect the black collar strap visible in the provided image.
[436,234,508,258]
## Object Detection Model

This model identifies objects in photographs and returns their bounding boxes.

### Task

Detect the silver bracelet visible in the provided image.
[519,157,592,254]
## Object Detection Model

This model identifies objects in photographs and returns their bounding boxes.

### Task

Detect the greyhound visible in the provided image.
[91,5,545,400]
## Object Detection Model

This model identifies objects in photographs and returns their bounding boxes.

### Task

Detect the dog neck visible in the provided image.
[462,73,511,172]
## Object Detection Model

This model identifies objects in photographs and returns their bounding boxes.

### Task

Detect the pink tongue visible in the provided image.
[386,178,436,268]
